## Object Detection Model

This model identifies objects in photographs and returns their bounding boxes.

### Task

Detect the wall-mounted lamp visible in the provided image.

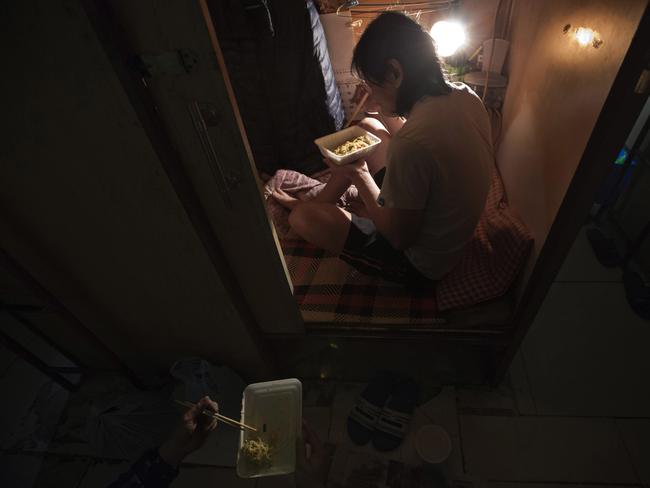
[430,20,466,57]
[563,24,604,48]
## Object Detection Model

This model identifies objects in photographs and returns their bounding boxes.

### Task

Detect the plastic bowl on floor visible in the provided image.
[415,424,452,464]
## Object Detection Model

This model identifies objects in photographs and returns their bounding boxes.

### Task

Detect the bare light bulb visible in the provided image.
[575,27,595,46]
[430,21,466,57]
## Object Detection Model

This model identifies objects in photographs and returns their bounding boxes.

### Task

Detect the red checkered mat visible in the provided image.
[281,239,442,325]
[270,168,533,325]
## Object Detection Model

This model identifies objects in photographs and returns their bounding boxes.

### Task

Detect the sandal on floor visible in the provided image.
[347,371,399,446]
[372,378,419,452]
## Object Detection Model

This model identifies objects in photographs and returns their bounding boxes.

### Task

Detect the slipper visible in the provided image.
[347,371,399,446]
[623,268,650,320]
[372,378,419,452]
[586,228,621,267]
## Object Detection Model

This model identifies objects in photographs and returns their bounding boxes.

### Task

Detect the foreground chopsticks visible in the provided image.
[174,399,257,433]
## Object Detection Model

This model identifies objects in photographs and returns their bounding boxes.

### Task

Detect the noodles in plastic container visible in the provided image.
[236,379,302,479]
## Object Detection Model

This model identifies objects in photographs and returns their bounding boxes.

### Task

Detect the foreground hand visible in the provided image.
[159,396,219,467]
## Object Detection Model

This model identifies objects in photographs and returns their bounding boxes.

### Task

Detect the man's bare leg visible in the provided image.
[288,202,352,255]
[312,173,353,204]
[380,115,406,137]
[273,116,395,211]
[356,117,391,175]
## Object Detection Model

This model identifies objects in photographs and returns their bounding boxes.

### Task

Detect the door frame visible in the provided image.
[496,3,650,382]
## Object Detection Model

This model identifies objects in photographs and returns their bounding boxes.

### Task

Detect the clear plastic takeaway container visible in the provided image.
[236,378,302,478]
[314,126,382,165]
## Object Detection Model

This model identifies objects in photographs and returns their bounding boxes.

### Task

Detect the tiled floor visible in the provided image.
[3,226,649,487]
[461,416,637,483]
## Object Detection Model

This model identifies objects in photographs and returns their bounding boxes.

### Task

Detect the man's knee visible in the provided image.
[289,203,316,233]
[358,117,390,141]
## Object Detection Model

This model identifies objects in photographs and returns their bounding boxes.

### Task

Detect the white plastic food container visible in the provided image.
[314,125,382,165]
[236,378,302,479]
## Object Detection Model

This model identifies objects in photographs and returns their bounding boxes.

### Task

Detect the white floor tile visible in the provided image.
[457,386,516,413]
[507,350,536,415]
[327,447,396,486]
[616,419,650,485]
[555,227,622,283]
[522,282,650,417]
[303,407,331,444]
[460,415,637,483]
[329,433,404,464]
[328,383,364,444]
[302,380,337,407]
[488,483,633,488]
[418,387,458,437]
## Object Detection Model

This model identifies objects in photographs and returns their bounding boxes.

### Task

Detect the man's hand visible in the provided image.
[159,396,219,467]
[352,83,379,113]
[323,157,370,181]
[346,198,370,219]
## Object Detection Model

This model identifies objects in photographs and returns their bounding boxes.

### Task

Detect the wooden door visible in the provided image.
[87,0,304,335]
[2,0,278,379]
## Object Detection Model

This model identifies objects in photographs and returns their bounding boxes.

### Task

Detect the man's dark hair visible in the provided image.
[351,12,451,116]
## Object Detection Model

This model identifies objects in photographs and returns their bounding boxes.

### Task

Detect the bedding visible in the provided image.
[264,166,533,324]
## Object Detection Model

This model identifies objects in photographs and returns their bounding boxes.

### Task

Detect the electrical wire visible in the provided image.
[336,0,457,16]
[349,9,450,17]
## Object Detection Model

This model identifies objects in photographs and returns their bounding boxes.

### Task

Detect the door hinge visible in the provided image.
[134,49,198,78]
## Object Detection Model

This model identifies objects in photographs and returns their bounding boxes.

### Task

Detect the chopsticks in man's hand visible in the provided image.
[174,399,257,433]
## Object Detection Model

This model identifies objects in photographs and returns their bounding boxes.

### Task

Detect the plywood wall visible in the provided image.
[0,1,269,379]
[496,0,647,279]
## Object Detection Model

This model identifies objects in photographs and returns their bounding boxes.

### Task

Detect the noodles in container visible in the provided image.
[314,126,381,165]
[236,379,302,479]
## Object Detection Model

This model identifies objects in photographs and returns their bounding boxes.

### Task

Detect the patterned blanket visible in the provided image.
[264,167,533,325]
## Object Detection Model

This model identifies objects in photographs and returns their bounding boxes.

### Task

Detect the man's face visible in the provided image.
[366,80,398,117]
[364,59,403,117]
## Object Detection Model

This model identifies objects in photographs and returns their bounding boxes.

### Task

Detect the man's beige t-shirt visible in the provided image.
[378,83,492,280]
